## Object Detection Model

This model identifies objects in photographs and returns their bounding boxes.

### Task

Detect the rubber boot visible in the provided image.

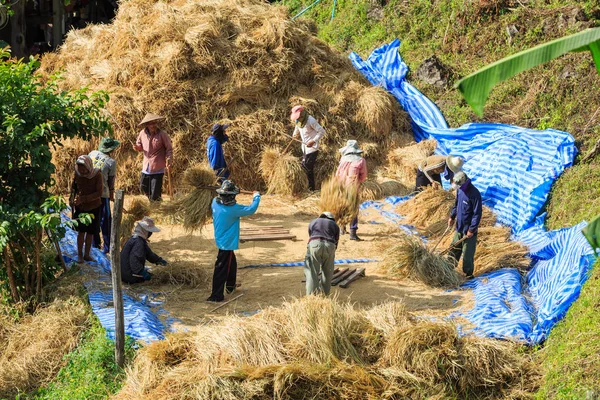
[349,229,361,241]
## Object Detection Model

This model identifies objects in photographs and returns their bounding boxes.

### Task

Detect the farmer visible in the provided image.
[206,123,230,183]
[89,137,120,254]
[207,180,261,302]
[133,113,173,201]
[290,105,326,191]
[415,154,465,191]
[305,211,340,296]
[71,155,103,264]
[120,217,168,284]
[447,171,482,279]
[335,140,367,241]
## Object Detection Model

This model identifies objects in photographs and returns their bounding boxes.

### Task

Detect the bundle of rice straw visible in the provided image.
[386,139,437,187]
[319,177,359,226]
[162,164,217,231]
[120,195,151,246]
[380,234,461,288]
[360,179,409,201]
[149,260,209,288]
[260,147,308,196]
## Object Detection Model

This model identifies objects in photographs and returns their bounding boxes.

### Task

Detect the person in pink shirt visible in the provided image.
[133,113,173,201]
[335,140,367,241]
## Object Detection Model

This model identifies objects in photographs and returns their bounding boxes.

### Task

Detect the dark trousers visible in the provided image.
[448,231,478,276]
[415,169,442,191]
[140,173,164,201]
[93,197,112,253]
[209,249,238,301]
[350,216,358,230]
[302,151,318,191]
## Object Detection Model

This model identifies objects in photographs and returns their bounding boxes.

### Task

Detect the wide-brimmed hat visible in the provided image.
[290,105,305,122]
[320,211,335,220]
[98,137,120,153]
[339,139,363,156]
[211,123,230,133]
[216,179,240,195]
[138,113,165,127]
[137,216,161,233]
[446,155,465,173]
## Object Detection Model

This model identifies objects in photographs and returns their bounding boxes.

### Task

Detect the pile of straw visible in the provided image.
[121,195,152,245]
[162,164,217,231]
[318,177,359,226]
[260,147,308,196]
[42,0,410,194]
[114,297,537,399]
[359,179,408,202]
[149,260,210,288]
[0,298,89,397]
[380,234,461,288]
[386,139,437,187]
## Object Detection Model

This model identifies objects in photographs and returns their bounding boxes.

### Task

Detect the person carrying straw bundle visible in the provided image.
[304,211,340,296]
[415,154,465,191]
[290,105,326,191]
[207,123,231,184]
[447,171,482,279]
[120,217,168,284]
[89,137,120,254]
[335,140,367,241]
[207,180,261,303]
[133,113,173,201]
[70,155,103,264]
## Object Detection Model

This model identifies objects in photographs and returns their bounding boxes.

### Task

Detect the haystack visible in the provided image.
[260,147,308,196]
[149,260,210,288]
[386,139,437,187]
[319,177,359,226]
[42,0,410,194]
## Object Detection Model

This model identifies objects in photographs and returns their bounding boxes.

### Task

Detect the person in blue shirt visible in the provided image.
[207,180,261,302]
[206,123,230,183]
[447,171,482,279]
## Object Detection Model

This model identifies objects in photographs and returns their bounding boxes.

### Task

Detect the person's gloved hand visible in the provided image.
[253,191,261,199]
[141,268,153,281]
[157,258,168,266]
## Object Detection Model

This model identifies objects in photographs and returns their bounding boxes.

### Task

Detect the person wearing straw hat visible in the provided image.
[415,154,465,191]
[207,123,231,184]
[335,140,367,241]
[208,180,261,302]
[89,137,120,254]
[305,211,340,296]
[290,105,326,191]
[133,113,173,201]
[70,155,104,264]
[447,171,482,279]
[120,216,168,284]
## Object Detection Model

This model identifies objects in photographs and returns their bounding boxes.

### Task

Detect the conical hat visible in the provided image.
[446,155,465,173]
[138,113,165,127]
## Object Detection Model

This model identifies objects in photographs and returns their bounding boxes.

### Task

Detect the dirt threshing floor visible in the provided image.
[132,194,473,330]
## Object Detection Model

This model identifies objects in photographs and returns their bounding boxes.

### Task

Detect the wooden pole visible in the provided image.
[167,166,174,199]
[35,229,42,300]
[110,189,125,368]
[52,0,64,49]
[9,0,26,58]
[209,293,244,312]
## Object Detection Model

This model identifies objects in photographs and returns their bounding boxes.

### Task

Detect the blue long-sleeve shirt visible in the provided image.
[212,195,261,250]
[207,135,230,180]
[450,179,482,234]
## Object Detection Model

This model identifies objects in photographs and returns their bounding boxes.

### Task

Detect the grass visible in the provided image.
[33,318,136,400]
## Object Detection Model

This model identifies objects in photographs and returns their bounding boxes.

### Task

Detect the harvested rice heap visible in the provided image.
[121,195,152,245]
[149,260,210,287]
[41,0,411,194]
[386,139,437,187]
[319,176,359,226]
[114,297,538,399]
[260,147,308,196]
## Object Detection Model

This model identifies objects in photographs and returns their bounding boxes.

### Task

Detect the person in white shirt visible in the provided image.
[290,105,326,191]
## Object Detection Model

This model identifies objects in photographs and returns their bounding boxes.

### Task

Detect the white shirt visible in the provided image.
[292,116,325,155]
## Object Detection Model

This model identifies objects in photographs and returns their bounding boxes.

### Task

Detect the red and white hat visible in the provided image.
[290,105,305,122]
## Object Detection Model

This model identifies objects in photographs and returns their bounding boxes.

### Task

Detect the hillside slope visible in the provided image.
[281,0,600,397]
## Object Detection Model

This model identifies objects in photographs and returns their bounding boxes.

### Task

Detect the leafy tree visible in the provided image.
[0,47,111,302]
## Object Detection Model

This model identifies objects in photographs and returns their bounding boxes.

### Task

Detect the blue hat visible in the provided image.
[211,123,230,133]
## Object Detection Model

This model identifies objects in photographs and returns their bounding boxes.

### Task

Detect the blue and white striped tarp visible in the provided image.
[351,39,596,344]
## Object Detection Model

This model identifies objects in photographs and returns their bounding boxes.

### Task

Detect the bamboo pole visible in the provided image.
[110,189,125,367]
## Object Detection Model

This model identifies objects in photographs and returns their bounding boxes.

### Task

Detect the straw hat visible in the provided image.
[290,105,305,122]
[446,155,465,173]
[138,113,165,127]
[320,211,335,220]
[98,137,120,153]
[339,140,363,156]
[137,216,161,232]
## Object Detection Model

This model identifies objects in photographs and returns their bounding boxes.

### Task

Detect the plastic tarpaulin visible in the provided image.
[351,39,595,344]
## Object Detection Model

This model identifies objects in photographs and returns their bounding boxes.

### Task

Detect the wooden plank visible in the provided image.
[339,268,366,289]
[331,268,355,286]
[241,225,284,230]
[332,267,349,280]
[303,268,340,283]
[240,234,296,243]
[240,228,290,233]
[110,189,125,368]
[239,231,290,236]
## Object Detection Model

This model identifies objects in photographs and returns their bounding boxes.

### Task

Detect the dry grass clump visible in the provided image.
[120,195,152,245]
[386,139,437,187]
[360,179,409,202]
[149,260,210,288]
[161,164,217,231]
[260,147,308,196]
[319,177,359,226]
[115,296,538,400]
[0,298,89,397]
[42,0,410,195]
[380,234,461,288]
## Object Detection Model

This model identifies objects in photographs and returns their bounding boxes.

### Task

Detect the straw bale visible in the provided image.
[43,0,411,195]
[319,177,359,226]
[149,260,210,288]
[260,149,309,196]
[386,139,437,187]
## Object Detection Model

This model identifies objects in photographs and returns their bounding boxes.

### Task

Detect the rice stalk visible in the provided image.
[319,177,359,226]
[149,260,210,288]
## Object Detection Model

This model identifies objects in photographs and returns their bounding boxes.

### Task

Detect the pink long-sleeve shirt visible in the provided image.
[335,157,367,186]
[134,129,173,174]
